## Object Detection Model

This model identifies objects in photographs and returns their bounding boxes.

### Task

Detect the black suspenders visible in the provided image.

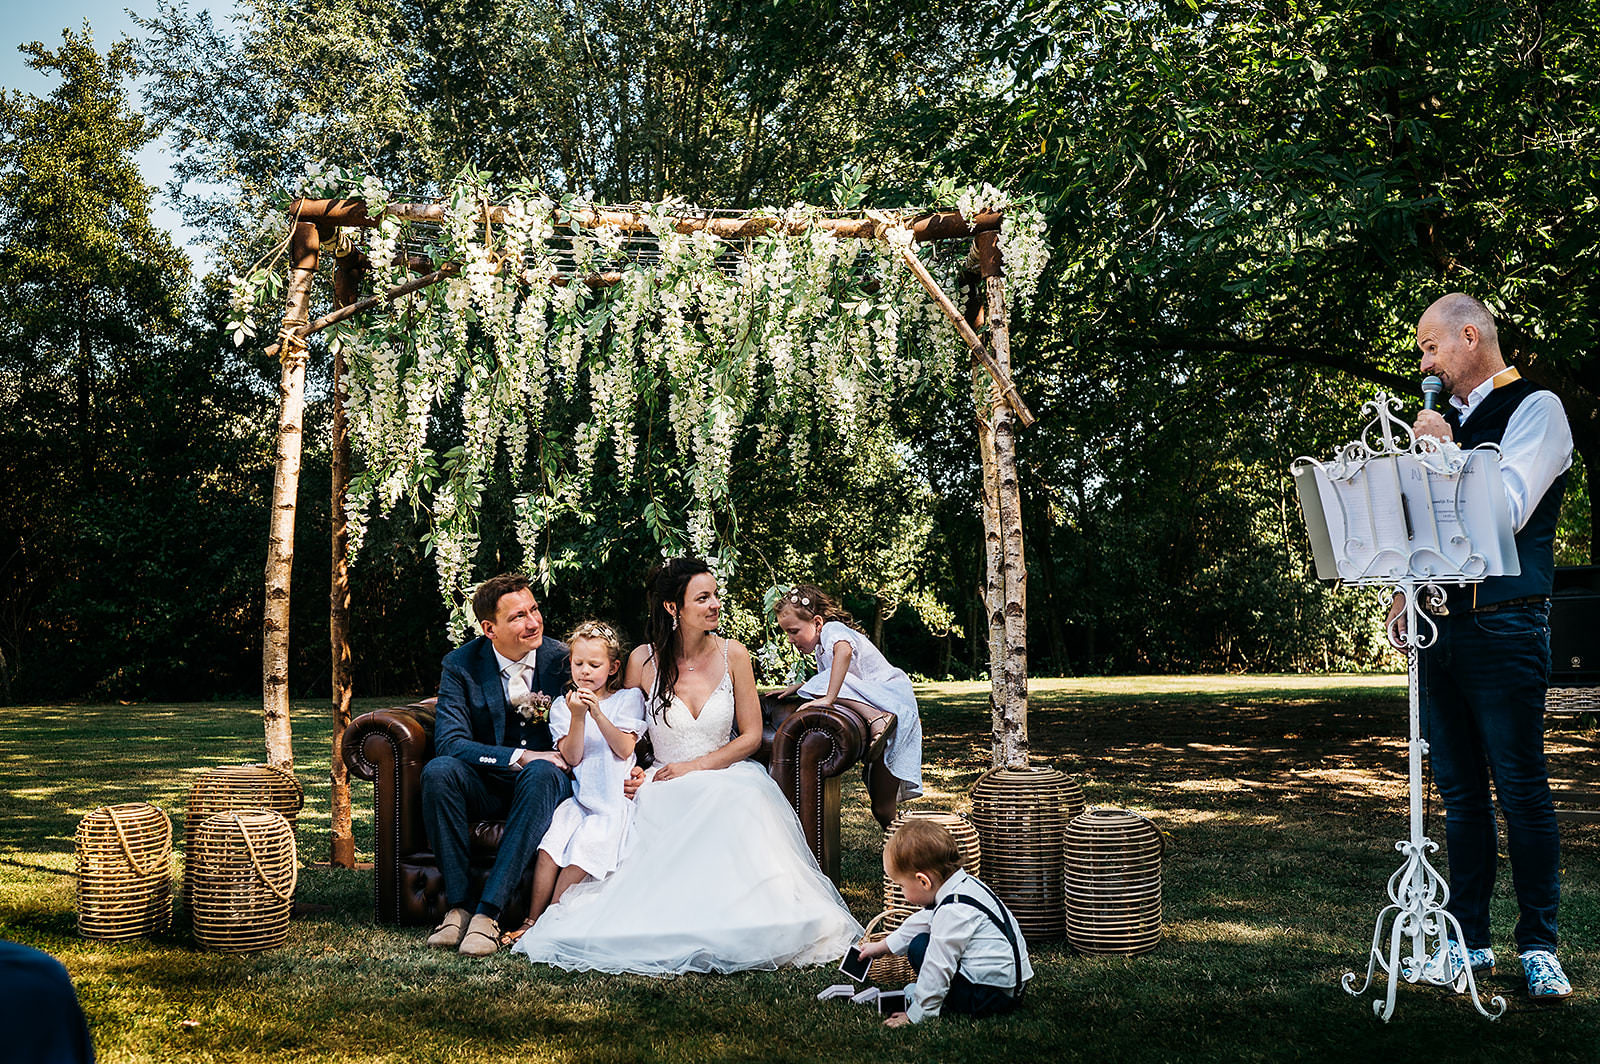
[934,879,1026,998]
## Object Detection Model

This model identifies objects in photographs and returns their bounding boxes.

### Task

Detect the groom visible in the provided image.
[421,573,572,956]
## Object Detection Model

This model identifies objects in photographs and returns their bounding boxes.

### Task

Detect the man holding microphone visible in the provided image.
[1387,293,1573,1001]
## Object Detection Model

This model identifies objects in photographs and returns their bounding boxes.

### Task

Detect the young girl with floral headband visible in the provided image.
[501,620,646,947]
[773,584,924,805]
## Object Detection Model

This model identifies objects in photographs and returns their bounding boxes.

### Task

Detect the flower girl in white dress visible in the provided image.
[512,558,863,974]
[501,620,646,947]
[774,584,924,805]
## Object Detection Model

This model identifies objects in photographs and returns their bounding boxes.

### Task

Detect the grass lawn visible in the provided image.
[4,675,1599,1062]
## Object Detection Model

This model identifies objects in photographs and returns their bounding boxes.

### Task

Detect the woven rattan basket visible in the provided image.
[183,763,303,907]
[968,766,1086,941]
[1064,808,1164,955]
[882,808,982,910]
[75,802,173,940]
[189,810,299,953]
[862,906,920,985]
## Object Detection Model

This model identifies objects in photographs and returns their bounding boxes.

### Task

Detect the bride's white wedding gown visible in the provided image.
[512,654,865,975]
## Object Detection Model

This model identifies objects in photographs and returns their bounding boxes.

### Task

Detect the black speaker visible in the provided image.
[1550,566,1600,683]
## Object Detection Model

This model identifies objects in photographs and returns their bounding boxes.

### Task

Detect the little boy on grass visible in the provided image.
[859,818,1032,1027]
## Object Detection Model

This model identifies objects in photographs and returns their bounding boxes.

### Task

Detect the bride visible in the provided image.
[512,557,865,974]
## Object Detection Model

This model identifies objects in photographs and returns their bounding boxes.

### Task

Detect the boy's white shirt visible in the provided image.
[883,868,1033,1023]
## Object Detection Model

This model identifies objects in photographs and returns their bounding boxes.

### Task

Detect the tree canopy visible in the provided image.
[7,1,1599,702]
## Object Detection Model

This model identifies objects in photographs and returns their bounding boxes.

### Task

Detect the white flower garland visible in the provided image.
[234,168,1051,635]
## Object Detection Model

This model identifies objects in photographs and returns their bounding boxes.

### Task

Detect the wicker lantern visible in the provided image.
[183,763,303,907]
[189,810,299,953]
[861,906,921,985]
[1064,808,1164,956]
[75,803,173,940]
[882,808,983,911]
[968,766,1086,941]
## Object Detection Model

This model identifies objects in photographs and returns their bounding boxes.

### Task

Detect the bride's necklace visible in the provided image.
[681,634,718,672]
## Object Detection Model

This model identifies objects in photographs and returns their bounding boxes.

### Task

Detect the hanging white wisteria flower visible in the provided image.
[237,167,1051,635]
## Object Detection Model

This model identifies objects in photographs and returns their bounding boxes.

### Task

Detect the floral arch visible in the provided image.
[233,168,1045,865]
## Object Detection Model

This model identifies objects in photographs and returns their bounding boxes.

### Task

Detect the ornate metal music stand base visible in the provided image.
[1339,582,1505,1022]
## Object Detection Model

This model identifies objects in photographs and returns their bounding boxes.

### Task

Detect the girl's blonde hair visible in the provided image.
[776,583,857,628]
[566,619,628,693]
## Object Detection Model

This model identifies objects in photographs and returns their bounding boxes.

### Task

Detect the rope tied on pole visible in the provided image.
[277,315,311,367]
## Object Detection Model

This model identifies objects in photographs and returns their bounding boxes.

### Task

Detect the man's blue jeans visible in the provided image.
[421,756,572,914]
[1418,601,1559,953]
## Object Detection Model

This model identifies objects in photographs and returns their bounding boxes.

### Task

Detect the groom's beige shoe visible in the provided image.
[427,907,471,949]
[458,913,503,957]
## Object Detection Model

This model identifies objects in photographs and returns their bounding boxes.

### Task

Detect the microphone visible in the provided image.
[1421,375,1443,411]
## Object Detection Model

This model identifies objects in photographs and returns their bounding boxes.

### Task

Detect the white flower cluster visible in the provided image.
[295,161,346,200]
[996,202,1052,315]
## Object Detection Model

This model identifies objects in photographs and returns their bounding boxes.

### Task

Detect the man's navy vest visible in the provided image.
[1442,373,1566,610]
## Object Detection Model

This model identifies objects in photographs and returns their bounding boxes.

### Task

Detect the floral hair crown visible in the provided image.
[785,587,812,608]
[568,620,622,645]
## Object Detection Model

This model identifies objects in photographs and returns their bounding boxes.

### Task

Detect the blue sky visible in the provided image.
[3,2,243,266]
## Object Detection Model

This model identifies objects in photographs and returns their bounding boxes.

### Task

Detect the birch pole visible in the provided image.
[974,231,1029,768]
[262,220,323,771]
[328,244,360,866]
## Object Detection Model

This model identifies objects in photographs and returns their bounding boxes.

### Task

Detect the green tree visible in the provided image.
[973,0,1597,541]
[135,0,995,250]
[0,25,188,472]
[0,29,285,701]
[129,0,994,691]
[813,0,1599,673]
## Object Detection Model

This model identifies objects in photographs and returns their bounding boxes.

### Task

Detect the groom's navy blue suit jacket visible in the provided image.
[434,635,570,770]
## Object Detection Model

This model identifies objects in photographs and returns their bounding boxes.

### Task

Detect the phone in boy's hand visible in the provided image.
[838,944,871,983]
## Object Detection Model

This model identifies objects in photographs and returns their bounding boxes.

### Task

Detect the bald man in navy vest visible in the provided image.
[1387,293,1573,1001]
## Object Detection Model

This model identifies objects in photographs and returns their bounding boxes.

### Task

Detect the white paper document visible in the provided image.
[1294,448,1519,585]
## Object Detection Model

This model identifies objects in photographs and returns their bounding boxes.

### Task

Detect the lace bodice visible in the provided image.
[647,644,737,766]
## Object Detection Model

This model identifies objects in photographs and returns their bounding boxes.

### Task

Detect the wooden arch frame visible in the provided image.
[261,197,1034,865]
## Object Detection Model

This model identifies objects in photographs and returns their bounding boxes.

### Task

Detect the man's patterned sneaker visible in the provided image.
[1409,940,1495,992]
[1520,950,1572,1003]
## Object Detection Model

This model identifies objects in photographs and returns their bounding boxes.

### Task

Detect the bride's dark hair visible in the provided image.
[645,556,713,717]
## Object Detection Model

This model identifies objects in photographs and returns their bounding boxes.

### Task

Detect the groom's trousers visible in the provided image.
[421,756,573,913]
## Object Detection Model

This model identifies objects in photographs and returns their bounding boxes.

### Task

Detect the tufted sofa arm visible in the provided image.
[340,701,436,924]
[767,695,897,880]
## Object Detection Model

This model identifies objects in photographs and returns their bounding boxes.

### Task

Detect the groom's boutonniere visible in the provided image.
[512,692,552,725]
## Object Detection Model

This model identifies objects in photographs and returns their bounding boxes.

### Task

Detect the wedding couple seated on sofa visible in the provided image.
[342,561,910,973]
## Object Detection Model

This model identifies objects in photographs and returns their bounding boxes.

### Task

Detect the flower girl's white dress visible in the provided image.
[513,646,864,975]
[538,687,648,878]
[797,620,924,799]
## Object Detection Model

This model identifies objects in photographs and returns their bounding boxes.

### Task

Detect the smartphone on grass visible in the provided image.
[839,945,871,982]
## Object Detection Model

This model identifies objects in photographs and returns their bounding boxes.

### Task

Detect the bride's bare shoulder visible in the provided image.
[624,643,656,685]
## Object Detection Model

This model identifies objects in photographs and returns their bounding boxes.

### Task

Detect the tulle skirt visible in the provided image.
[512,760,864,975]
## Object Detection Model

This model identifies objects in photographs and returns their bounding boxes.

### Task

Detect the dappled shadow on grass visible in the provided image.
[6,683,1600,1062]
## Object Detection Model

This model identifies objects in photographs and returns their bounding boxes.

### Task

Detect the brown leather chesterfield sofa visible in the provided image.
[341,694,897,926]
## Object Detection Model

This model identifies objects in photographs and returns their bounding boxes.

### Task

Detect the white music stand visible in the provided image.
[1292,392,1518,1022]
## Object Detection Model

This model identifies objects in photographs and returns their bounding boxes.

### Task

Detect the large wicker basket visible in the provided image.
[189,810,299,953]
[882,808,982,910]
[183,763,303,908]
[75,802,173,940]
[862,906,920,986]
[968,766,1086,941]
[1064,808,1164,955]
